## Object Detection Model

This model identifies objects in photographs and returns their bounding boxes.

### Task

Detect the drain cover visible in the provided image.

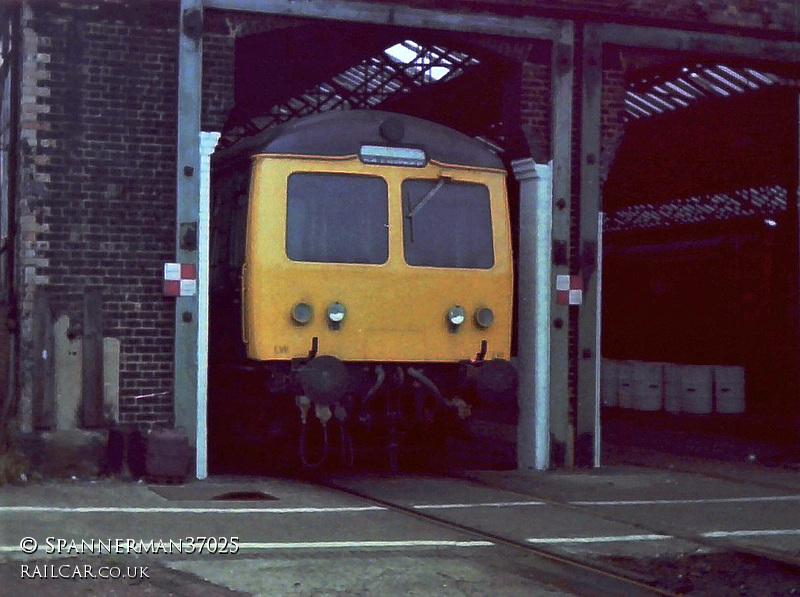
[212,491,277,501]
[149,484,280,501]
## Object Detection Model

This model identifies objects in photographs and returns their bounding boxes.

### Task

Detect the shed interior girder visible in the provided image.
[224,22,529,154]
[602,60,799,430]
[606,85,797,211]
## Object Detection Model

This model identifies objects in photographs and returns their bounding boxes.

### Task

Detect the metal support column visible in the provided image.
[575,24,603,467]
[796,90,800,445]
[174,0,203,444]
[514,158,553,471]
[196,131,219,480]
[549,22,574,467]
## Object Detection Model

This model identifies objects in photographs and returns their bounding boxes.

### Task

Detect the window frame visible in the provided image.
[285,171,390,266]
[400,177,495,270]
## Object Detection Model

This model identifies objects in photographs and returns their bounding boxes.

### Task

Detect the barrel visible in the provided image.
[713,366,745,414]
[679,365,713,414]
[617,361,635,409]
[632,362,663,411]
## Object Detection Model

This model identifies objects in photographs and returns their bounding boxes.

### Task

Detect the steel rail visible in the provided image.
[456,471,800,579]
[311,475,679,597]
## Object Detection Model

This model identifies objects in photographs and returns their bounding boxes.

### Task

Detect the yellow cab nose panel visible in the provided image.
[242,155,513,363]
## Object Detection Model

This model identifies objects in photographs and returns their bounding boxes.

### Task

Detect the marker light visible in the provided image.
[359,145,427,167]
[326,302,346,323]
[292,302,312,325]
[447,306,467,327]
[475,307,494,329]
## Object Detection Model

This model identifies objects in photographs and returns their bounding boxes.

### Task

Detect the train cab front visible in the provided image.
[235,111,515,470]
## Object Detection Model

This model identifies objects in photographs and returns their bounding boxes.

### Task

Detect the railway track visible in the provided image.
[310,470,800,596]
[456,470,800,594]
[312,475,680,597]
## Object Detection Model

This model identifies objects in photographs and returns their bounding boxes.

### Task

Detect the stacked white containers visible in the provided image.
[713,366,746,414]
[632,362,664,411]
[600,359,745,414]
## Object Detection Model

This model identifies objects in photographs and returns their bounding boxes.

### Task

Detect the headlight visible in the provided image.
[475,307,494,328]
[447,305,466,327]
[292,302,312,325]
[326,301,346,323]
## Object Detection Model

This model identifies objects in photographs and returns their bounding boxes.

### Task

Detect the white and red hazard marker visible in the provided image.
[163,263,197,297]
[556,275,583,306]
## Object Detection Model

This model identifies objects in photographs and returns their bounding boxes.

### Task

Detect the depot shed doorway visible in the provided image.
[601,62,800,463]
[204,19,535,476]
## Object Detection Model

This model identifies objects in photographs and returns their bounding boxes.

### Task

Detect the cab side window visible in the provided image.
[229,193,248,268]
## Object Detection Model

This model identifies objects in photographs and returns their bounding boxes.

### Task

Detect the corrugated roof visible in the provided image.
[604,184,787,232]
[624,63,791,120]
[606,61,796,233]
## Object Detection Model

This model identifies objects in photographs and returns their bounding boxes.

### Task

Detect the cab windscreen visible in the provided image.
[403,178,494,269]
[286,173,388,265]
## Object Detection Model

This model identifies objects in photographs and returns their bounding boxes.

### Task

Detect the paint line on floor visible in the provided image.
[413,501,546,510]
[0,506,387,514]
[0,539,495,553]
[237,540,496,550]
[527,534,674,544]
[571,495,800,506]
[702,529,800,538]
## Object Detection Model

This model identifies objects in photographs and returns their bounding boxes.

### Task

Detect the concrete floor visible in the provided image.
[0,477,571,596]
[1,459,799,596]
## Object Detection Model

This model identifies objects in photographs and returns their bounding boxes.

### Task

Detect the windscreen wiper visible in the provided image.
[407,176,451,219]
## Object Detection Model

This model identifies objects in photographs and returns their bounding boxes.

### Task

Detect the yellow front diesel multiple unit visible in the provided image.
[210,110,516,471]
[242,154,513,364]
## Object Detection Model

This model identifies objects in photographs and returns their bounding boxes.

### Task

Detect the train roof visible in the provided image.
[213,110,504,170]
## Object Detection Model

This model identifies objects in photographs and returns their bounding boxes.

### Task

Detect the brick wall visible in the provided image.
[520,61,552,161]
[201,19,234,133]
[16,3,47,430]
[13,3,301,431]
[201,10,333,132]
[18,2,179,429]
[601,49,626,186]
